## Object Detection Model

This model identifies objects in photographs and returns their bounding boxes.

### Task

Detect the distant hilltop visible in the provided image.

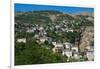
[15,10,94,24]
[73,12,94,17]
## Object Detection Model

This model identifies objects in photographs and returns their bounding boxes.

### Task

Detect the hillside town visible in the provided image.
[15,11,94,62]
[12,5,95,65]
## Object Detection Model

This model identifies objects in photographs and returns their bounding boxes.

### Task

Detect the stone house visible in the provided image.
[17,38,26,43]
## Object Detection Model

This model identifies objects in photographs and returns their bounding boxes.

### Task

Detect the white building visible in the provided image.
[72,46,78,52]
[52,42,56,46]
[55,43,63,48]
[61,28,66,32]
[26,28,36,33]
[52,42,63,48]
[34,34,39,38]
[44,31,47,35]
[63,42,71,49]
[86,51,94,61]
[55,25,60,29]
[39,37,47,43]
[52,43,64,53]
[39,27,44,30]
[17,38,26,43]
[62,50,72,58]
[73,52,79,59]
[67,30,74,32]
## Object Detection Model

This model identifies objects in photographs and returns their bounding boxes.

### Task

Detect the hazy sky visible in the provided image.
[15,3,94,14]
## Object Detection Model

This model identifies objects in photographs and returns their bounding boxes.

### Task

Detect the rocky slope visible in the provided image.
[79,26,94,52]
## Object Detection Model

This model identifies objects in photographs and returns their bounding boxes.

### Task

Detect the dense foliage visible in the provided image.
[15,40,67,65]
